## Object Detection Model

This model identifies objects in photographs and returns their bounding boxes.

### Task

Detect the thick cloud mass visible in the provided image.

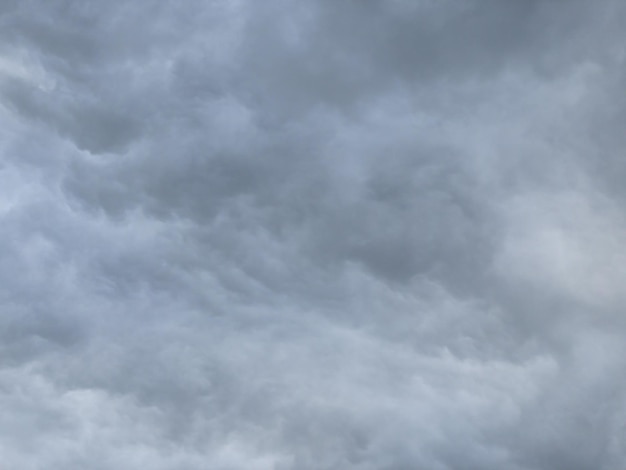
[1,1,626,468]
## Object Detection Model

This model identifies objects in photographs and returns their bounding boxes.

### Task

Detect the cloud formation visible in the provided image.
[1,1,626,468]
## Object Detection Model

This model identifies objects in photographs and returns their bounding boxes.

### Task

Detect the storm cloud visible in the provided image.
[1,0,626,468]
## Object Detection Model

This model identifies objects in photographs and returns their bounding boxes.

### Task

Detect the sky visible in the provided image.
[1,1,626,468]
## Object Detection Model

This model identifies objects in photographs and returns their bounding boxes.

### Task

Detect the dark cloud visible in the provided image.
[1,0,626,468]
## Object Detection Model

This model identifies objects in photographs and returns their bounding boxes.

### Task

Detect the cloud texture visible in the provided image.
[1,1,626,468]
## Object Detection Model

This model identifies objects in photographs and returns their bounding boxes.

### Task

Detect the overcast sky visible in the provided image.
[1,1,626,468]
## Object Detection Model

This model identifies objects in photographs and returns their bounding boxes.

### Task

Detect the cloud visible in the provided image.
[1,0,626,468]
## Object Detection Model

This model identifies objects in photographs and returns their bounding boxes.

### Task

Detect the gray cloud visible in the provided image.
[1,0,626,468]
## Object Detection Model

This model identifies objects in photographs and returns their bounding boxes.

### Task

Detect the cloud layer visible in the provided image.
[1,1,626,468]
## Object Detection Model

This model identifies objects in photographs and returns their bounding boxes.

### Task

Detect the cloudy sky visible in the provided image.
[1,1,626,468]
